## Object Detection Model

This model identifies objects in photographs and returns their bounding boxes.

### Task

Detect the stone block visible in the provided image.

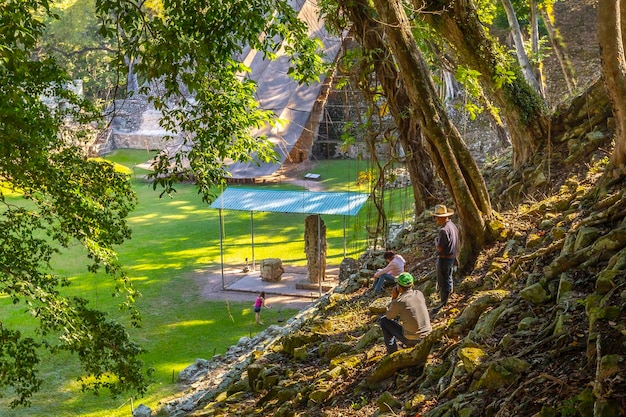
[260,258,284,282]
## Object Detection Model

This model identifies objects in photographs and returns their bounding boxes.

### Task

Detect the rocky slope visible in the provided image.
[148,1,626,416]
[153,127,625,415]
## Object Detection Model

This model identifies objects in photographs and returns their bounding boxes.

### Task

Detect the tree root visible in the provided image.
[582,190,626,227]
[545,226,626,279]
[492,374,542,417]
[366,290,509,385]
[497,239,564,288]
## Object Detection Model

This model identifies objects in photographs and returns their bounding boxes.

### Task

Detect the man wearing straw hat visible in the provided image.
[431,204,459,314]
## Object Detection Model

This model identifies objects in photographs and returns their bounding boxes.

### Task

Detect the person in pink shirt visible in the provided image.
[372,251,406,294]
[254,291,271,325]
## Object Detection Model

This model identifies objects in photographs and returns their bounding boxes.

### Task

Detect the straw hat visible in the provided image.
[433,204,454,217]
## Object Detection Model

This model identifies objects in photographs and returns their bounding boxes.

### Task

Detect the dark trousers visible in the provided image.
[436,257,455,306]
[378,316,418,354]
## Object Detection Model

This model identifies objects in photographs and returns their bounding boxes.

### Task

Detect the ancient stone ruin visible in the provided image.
[260,258,285,282]
[304,215,326,283]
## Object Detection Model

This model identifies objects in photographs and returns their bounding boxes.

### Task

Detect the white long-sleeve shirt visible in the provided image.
[374,254,405,278]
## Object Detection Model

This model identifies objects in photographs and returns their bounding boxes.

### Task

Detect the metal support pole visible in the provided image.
[318,214,322,297]
[250,211,256,271]
[343,215,347,259]
[219,209,225,290]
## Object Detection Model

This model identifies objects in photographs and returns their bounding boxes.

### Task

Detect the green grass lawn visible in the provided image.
[0,150,413,416]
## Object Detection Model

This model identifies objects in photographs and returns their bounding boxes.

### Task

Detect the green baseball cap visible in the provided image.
[397,272,414,287]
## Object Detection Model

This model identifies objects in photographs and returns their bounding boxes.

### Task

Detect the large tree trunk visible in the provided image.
[529,0,546,98]
[416,0,549,169]
[501,0,543,95]
[339,0,436,215]
[540,7,577,98]
[598,0,626,168]
[371,0,493,267]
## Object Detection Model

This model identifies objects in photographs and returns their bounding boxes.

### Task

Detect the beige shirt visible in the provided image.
[385,288,432,340]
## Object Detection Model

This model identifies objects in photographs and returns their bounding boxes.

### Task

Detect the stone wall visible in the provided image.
[99,98,177,154]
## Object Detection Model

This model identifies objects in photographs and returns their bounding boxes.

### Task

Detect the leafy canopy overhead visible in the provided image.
[0,0,148,407]
[1,0,327,407]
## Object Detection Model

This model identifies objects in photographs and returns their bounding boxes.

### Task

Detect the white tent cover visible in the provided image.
[210,188,368,216]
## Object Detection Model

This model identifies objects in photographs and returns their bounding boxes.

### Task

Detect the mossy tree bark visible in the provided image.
[371,0,494,268]
[415,0,549,169]
[598,0,626,169]
[500,0,543,95]
[333,0,436,215]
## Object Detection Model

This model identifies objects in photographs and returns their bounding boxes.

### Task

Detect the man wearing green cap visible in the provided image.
[378,272,432,354]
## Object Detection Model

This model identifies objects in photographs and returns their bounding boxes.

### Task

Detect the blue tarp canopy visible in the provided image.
[209,188,369,292]
[210,188,369,216]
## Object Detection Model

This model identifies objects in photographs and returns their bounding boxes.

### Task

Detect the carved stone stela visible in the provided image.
[304,215,327,284]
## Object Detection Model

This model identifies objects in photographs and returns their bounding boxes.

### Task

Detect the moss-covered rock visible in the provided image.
[526,233,543,249]
[471,357,530,390]
[356,326,381,349]
[574,227,601,251]
[487,218,509,241]
[226,379,249,396]
[322,342,352,360]
[520,282,548,304]
[472,303,509,340]
[553,312,572,336]
[556,273,575,303]
[599,354,623,380]
[376,391,401,412]
[293,346,308,361]
[369,297,391,314]
[308,382,332,404]
[518,316,538,331]
[277,387,299,403]
[458,347,487,372]
[552,226,567,240]
[282,332,319,355]
[247,363,264,389]
[329,353,362,370]
[595,270,618,294]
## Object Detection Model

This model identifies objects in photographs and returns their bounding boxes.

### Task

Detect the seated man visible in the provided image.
[372,251,405,293]
[378,272,432,354]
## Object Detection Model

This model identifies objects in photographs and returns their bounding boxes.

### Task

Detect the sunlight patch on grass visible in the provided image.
[89,157,133,175]
[152,361,203,377]
[128,213,160,224]
[162,248,215,263]
[159,214,198,221]
[165,319,215,329]
[131,262,185,271]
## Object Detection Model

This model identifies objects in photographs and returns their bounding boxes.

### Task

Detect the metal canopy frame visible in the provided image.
[209,188,369,294]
